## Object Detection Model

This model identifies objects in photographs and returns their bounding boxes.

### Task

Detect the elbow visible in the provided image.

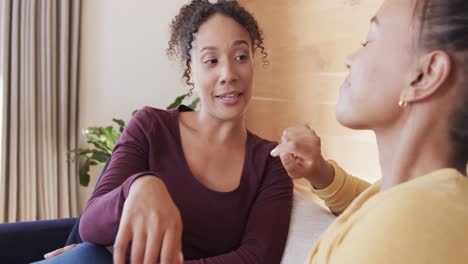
[78,211,95,243]
[78,207,117,246]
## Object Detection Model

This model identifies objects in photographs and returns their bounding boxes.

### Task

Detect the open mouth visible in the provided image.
[215,91,243,105]
[216,93,242,99]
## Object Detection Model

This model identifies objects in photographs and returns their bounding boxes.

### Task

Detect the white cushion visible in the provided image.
[281,187,336,264]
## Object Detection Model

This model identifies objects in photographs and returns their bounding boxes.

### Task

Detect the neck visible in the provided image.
[375,105,455,191]
[191,108,247,145]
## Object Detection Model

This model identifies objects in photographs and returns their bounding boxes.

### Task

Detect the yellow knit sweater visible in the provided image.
[306,161,468,264]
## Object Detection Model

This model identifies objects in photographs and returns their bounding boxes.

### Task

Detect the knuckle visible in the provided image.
[170,217,183,231]
[114,243,125,252]
[284,127,294,135]
[132,254,144,264]
[161,256,175,264]
[315,136,322,147]
[290,141,298,149]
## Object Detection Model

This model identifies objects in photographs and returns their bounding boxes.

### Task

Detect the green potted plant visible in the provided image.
[69,94,200,186]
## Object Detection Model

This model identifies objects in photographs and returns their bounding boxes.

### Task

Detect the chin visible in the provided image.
[335,105,368,130]
[207,104,245,122]
[219,107,247,121]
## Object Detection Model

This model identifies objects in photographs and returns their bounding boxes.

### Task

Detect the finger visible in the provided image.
[114,223,132,264]
[44,248,64,259]
[143,227,163,264]
[271,141,317,159]
[44,244,78,259]
[270,142,294,157]
[283,126,316,140]
[131,229,147,264]
[281,130,291,144]
[44,248,65,259]
[280,152,313,177]
[279,151,296,166]
[160,223,183,264]
[304,124,317,136]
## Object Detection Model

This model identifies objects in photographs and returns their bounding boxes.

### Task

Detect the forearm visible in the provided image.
[311,160,370,215]
[79,172,159,245]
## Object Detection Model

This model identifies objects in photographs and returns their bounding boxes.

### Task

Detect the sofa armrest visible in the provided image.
[0,217,78,263]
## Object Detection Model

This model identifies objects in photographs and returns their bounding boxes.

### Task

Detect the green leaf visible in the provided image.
[113,118,125,133]
[101,126,117,150]
[79,159,91,187]
[166,94,188,110]
[90,149,110,164]
[71,116,126,186]
[67,148,93,161]
[84,128,112,151]
[188,97,201,110]
[86,138,112,154]
[84,127,103,137]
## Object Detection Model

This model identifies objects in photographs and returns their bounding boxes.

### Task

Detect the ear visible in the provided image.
[403,51,452,103]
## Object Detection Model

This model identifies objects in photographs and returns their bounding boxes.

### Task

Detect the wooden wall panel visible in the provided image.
[243,0,384,182]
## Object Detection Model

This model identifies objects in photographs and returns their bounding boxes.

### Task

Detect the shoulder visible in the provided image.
[117,106,178,144]
[247,132,291,186]
[247,132,280,169]
[354,178,459,230]
[133,106,173,122]
[247,131,278,157]
[127,106,176,132]
[331,173,468,263]
[368,169,468,220]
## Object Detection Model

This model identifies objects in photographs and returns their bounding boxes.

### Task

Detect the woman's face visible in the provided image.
[336,0,420,130]
[190,14,254,121]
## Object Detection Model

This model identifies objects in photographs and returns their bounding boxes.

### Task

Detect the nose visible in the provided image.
[220,61,238,85]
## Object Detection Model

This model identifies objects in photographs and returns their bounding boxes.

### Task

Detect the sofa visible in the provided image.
[0,162,336,263]
[0,160,112,263]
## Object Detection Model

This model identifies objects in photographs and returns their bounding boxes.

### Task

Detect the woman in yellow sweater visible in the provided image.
[271,0,468,263]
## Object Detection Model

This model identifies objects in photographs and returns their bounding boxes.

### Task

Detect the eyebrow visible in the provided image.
[233,40,250,47]
[371,16,379,25]
[199,40,250,53]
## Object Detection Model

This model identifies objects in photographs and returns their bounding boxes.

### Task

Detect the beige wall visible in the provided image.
[243,0,383,186]
[78,0,191,211]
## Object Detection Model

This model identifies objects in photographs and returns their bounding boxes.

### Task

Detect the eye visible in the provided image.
[204,59,218,65]
[235,54,248,61]
[360,41,369,47]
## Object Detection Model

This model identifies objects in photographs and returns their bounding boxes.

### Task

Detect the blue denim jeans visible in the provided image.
[33,242,112,264]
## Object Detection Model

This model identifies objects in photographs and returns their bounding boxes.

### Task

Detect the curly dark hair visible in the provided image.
[167,0,268,95]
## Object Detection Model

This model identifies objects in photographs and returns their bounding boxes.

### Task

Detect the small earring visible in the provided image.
[398,97,408,108]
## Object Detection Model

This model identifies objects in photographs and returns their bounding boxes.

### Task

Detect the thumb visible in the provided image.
[280,152,302,178]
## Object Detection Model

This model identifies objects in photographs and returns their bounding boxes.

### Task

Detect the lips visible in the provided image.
[215,90,243,98]
[215,90,243,105]
[340,77,351,91]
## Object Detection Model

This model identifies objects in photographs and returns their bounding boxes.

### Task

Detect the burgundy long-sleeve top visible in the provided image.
[79,105,293,263]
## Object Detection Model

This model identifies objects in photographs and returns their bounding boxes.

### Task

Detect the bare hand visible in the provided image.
[113,176,184,264]
[44,243,79,259]
[270,125,334,189]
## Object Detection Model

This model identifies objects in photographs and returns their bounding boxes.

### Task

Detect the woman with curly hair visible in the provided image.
[39,1,293,263]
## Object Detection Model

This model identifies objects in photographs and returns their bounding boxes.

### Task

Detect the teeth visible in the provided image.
[220,94,240,99]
